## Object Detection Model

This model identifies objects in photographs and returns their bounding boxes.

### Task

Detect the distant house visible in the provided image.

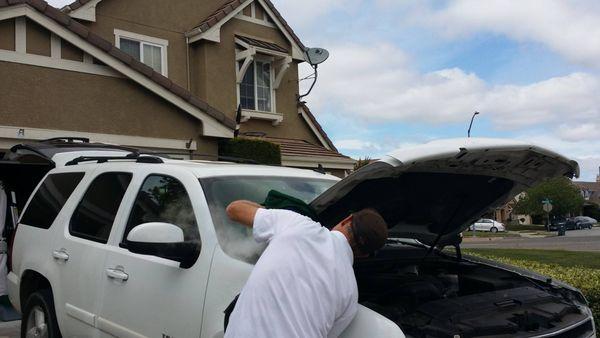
[492,192,533,225]
[0,0,355,176]
[573,171,600,207]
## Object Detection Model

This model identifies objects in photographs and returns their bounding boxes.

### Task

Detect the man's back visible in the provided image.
[225,209,358,338]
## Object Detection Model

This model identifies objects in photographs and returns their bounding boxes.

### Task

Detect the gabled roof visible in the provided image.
[575,181,600,191]
[186,0,306,60]
[62,0,93,11]
[2,0,236,135]
[191,0,306,50]
[298,103,338,152]
[264,137,350,160]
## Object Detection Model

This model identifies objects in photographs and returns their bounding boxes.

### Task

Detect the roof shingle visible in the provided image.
[236,35,288,53]
[5,0,236,130]
[260,137,352,160]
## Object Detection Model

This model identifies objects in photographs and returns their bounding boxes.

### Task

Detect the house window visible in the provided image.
[114,29,168,75]
[240,60,273,112]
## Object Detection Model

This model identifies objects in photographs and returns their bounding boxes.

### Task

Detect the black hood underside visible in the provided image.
[318,172,514,245]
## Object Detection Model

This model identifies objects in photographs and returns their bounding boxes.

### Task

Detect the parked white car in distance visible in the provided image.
[469,218,506,233]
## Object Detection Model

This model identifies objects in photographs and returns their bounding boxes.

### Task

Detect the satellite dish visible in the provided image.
[305,48,329,66]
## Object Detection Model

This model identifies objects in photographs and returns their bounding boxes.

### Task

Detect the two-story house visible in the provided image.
[0,0,355,176]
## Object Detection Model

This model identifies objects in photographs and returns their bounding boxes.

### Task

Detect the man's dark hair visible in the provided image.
[351,208,388,254]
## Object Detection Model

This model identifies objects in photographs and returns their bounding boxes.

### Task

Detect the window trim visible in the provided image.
[237,54,282,125]
[235,3,277,28]
[240,56,275,114]
[114,29,168,76]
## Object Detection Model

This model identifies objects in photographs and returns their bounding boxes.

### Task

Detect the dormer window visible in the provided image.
[235,36,292,125]
[114,29,168,76]
[240,59,273,112]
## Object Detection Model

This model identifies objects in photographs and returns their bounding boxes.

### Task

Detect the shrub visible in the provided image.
[219,138,281,165]
[469,253,600,327]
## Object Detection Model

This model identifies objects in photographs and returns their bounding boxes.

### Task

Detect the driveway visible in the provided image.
[462,227,600,251]
[0,320,19,338]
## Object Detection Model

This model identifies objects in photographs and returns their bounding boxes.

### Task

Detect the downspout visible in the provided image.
[186,36,191,90]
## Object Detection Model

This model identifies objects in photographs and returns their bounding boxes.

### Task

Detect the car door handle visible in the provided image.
[52,250,69,262]
[106,267,129,281]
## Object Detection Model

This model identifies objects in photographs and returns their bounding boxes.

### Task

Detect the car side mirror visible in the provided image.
[124,222,201,269]
[127,222,184,243]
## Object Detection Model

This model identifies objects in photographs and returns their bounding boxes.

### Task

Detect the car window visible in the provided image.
[123,174,199,243]
[201,176,336,264]
[20,172,85,229]
[70,172,132,244]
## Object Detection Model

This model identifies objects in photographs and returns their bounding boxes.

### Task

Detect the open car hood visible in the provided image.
[310,138,579,247]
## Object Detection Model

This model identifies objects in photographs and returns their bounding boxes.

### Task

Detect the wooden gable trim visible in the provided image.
[186,0,306,61]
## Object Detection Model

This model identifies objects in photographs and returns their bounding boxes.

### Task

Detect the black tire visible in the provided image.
[21,289,62,338]
[490,227,498,233]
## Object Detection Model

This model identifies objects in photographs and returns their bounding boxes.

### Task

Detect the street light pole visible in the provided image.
[468,111,480,138]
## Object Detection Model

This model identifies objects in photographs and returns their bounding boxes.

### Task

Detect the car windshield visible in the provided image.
[200,176,337,264]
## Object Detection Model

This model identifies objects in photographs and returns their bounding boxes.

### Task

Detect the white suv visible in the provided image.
[5,138,596,338]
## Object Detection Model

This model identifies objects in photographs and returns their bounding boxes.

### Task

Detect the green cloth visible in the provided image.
[262,190,319,222]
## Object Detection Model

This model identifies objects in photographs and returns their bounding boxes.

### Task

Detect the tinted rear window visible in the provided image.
[70,172,132,244]
[20,173,85,229]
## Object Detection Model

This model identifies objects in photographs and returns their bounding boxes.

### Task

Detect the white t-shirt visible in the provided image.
[225,209,358,338]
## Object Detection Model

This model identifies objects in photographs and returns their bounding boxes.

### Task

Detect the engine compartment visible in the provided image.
[355,244,593,337]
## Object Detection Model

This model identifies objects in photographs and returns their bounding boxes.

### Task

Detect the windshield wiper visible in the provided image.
[387,238,428,249]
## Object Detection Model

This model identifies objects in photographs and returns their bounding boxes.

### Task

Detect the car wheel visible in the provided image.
[490,227,498,233]
[21,289,62,338]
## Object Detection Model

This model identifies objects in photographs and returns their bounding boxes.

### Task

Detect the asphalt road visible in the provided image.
[462,227,600,252]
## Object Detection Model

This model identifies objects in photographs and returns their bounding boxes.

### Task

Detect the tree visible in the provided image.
[514,177,584,217]
[354,157,372,171]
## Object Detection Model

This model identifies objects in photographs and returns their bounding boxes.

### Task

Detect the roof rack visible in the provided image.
[41,137,90,144]
[134,151,259,164]
[65,153,164,166]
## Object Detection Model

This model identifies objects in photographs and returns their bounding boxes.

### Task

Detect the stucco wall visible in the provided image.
[0,19,15,51]
[80,0,237,89]
[80,0,323,146]
[0,62,217,152]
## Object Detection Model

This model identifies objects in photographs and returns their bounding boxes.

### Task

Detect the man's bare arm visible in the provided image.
[226,200,264,228]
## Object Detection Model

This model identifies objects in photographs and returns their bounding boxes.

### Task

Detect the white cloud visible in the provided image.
[414,0,600,68]
[308,43,600,129]
[271,0,359,28]
[557,123,600,142]
[335,139,381,151]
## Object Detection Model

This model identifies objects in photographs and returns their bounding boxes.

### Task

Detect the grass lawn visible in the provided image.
[507,224,547,231]
[464,248,600,269]
[461,231,520,238]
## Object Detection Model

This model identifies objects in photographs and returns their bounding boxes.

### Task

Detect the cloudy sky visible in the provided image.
[49,0,600,181]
